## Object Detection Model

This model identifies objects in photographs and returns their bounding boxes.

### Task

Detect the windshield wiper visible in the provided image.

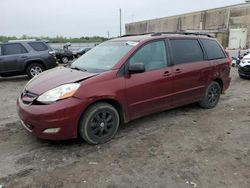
[70,66,87,72]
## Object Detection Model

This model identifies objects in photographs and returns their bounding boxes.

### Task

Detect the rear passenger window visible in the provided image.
[28,42,48,51]
[201,39,225,60]
[129,41,167,71]
[170,39,204,64]
[1,43,28,55]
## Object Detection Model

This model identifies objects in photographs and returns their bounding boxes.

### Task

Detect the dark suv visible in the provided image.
[0,40,57,78]
[17,32,231,144]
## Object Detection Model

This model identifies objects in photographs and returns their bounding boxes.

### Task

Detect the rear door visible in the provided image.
[200,39,230,91]
[125,40,173,119]
[169,38,212,107]
[0,43,28,73]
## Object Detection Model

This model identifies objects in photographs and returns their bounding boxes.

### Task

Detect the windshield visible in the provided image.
[71,41,134,73]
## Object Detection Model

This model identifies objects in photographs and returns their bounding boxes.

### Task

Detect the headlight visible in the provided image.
[239,60,247,67]
[37,83,80,103]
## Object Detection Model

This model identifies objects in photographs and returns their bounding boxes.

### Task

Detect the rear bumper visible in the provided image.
[44,56,58,69]
[223,77,231,92]
[17,96,87,140]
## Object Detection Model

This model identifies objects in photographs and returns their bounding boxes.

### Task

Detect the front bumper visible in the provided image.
[17,96,87,140]
[238,66,250,77]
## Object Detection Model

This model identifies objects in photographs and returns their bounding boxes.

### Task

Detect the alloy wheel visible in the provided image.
[207,84,220,106]
[30,66,43,77]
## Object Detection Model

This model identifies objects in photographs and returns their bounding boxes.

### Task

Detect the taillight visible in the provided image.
[227,57,232,66]
[49,50,56,57]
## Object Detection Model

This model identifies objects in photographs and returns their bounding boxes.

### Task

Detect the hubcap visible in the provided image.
[30,66,43,77]
[100,122,105,127]
[90,111,114,137]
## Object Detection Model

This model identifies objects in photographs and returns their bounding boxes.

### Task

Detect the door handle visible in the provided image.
[21,55,28,58]
[175,68,182,74]
[163,71,171,77]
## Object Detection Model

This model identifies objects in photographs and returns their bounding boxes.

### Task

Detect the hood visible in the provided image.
[25,67,98,95]
[243,53,250,60]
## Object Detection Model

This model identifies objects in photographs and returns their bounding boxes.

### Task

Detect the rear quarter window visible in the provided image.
[28,42,48,51]
[170,39,204,65]
[201,39,225,60]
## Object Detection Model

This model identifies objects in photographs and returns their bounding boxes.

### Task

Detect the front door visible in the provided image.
[125,40,173,120]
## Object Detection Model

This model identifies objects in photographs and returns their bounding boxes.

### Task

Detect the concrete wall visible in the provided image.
[125,3,250,48]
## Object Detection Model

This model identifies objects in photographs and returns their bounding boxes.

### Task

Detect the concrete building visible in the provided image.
[125,3,250,49]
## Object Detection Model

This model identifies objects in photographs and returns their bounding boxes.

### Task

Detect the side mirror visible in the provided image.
[128,63,145,74]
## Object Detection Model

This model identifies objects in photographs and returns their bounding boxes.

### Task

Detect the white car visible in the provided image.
[238,53,250,78]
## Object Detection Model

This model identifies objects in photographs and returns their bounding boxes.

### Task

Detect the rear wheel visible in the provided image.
[26,63,45,78]
[199,81,221,109]
[78,103,120,144]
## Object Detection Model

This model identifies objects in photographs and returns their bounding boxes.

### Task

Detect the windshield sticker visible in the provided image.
[125,41,139,46]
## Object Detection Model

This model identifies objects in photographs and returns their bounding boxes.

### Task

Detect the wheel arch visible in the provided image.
[213,78,223,93]
[24,60,46,71]
[84,99,127,124]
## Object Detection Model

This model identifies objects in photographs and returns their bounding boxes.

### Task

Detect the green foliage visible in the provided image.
[0,35,108,43]
[0,36,18,42]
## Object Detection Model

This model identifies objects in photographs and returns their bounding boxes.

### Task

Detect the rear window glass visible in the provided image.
[28,42,48,51]
[170,39,204,64]
[201,39,225,60]
[1,43,28,55]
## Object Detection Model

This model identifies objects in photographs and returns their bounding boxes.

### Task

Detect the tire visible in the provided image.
[78,103,120,145]
[199,81,221,109]
[26,63,45,79]
[61,56,69,64]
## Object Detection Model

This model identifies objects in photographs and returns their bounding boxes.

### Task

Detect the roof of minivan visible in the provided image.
[111,33,215,43]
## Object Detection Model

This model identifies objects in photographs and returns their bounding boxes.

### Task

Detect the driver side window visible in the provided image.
[129,40,167,71]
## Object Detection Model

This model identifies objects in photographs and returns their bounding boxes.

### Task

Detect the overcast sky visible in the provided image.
[1,0,245,38]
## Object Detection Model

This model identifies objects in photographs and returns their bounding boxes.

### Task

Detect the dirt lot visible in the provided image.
[0,68,249,188]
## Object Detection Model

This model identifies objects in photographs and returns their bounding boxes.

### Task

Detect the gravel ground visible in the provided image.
[0,68,249,188]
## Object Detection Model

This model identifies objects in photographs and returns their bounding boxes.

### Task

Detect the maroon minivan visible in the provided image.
[17,32,231,144]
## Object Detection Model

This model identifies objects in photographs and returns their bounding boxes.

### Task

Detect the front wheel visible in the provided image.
[199,81,221,109]
[78,103,120,144]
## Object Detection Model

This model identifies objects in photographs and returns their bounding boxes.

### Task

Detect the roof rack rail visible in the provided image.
[120,32,154,38]
[151,32,214,38]
[7,39,38,42]
[7,39,49,43]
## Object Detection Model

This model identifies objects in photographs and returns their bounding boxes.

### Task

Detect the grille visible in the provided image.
[242,66,250,72]
[21,120,34,132]
[21,90,38,104]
